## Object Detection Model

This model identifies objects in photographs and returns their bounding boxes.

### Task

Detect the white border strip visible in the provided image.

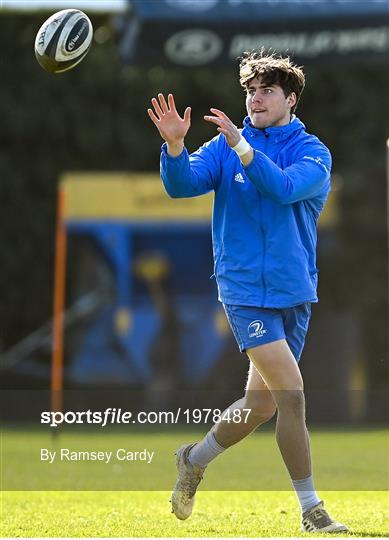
[0,0,127,13]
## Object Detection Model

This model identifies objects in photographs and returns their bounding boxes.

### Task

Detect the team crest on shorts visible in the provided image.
[248,320,267,338]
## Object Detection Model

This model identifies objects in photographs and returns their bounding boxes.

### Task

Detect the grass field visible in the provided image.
[2,490,388,537]
[1,427,388,537]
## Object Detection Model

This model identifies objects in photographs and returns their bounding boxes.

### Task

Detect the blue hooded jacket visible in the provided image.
[160,116,332,308]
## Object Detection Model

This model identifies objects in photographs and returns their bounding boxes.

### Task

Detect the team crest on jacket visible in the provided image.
[248,320,267,338]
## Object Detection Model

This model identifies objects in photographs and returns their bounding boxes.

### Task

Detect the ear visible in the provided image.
[287,92,297,108]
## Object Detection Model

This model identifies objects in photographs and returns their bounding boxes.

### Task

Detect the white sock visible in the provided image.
[188,431,225,468]
[292,475,321,514]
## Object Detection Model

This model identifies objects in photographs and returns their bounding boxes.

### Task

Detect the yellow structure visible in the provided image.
[61,172,338,228]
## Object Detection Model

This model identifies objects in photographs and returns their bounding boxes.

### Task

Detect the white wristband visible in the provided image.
[231,136,251,156]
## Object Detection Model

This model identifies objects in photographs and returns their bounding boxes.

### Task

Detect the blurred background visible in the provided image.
[1,0,388,424]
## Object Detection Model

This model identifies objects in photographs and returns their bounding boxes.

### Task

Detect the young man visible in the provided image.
[148,52,348,533]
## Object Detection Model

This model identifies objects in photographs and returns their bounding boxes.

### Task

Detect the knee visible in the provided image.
[276,389,305,416]
[243,393,277,424]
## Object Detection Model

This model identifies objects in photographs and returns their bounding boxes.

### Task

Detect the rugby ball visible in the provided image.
[35,9,93,73]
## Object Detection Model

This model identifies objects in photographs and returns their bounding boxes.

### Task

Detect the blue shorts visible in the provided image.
[223,303,311,362]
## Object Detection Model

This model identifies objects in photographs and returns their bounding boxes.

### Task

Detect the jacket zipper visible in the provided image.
[258,198,267,305]
[259,132,269,303]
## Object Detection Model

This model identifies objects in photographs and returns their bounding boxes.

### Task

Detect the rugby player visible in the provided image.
[148,51,348,534]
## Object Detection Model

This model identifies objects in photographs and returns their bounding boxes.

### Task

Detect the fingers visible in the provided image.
[216,126,230,137]
[149,99,227,124]
[204,115,221,126]
[168,93,176,112]
[204,115,229,136]
[204,115,232,133]
[150,94,170,119]
[149,92,190,126]
[183,106,191,124]
[204,109,235,128]
[147,108,159,126]
[158,93,169,114]
[151,97,164,120]
[204,110,239,147]
[210,108,229,120]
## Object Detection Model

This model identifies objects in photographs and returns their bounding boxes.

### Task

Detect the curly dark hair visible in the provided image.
[239,50,306,114]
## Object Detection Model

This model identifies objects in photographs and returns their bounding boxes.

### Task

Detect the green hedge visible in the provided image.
[1,14,387,386]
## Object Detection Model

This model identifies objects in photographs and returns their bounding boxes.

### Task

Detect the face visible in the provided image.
[245,77,296,129]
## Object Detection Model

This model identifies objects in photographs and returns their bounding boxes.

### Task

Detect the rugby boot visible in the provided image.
[302,500,348,533]
[171,443,205,520]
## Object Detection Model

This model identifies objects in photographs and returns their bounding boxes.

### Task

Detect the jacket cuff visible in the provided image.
[161,142,187,160]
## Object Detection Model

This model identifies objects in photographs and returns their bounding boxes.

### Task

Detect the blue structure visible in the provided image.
[120,0,389,67]
[63,174,231,386]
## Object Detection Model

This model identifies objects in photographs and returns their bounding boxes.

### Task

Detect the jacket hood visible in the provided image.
[243,115,306,143]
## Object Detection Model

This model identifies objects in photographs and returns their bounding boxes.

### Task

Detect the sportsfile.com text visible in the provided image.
[41,408,253,427]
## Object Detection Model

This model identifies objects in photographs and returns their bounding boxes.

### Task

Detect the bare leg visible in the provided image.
[173,339,346,531]
[212,362,277,448]
[247,339,311,480]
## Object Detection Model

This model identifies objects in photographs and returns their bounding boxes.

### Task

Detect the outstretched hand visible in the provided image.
[148,93,191,154]
[204,108,241,148]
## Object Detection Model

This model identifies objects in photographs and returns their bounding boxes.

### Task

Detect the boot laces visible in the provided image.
[309,506,332,528]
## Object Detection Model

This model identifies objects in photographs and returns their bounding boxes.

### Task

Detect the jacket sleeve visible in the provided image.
[160,138,221,198]
[243,144,332,205]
